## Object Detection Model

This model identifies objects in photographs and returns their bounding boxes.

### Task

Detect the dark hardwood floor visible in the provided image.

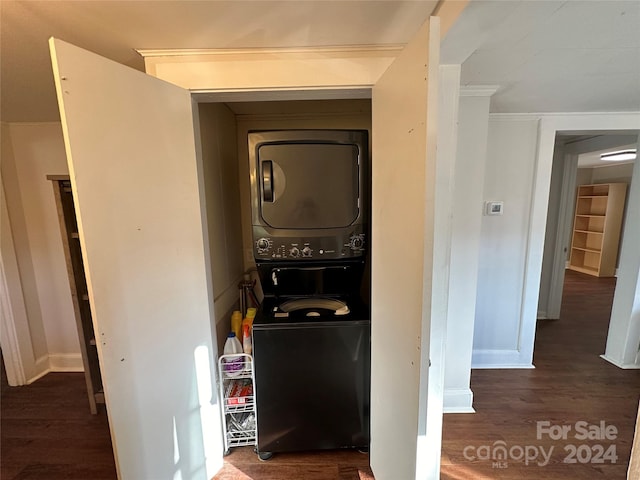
[441,270,640,479]
[1,368,117,479]
[2,270,638,479]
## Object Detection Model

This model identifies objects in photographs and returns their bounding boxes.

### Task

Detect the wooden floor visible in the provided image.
[0,368,117,479]
[2,270,639,479]
[441,270,640,479]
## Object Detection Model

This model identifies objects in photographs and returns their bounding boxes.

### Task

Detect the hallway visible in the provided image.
[441,270,640,479]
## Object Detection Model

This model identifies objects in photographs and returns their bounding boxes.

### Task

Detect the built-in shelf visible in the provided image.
[574,229,603,235]
[567,264,599,276]
[572,246,602,254]
[48,176,104,415]
[568,183,627,278]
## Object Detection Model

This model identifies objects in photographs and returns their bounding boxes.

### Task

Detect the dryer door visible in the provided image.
[258,142,360,229]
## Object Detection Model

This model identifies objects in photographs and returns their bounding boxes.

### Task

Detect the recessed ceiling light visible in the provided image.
[600,149,637,162]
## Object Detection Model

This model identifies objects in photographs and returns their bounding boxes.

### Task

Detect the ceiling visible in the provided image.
[442,0,640,113]
[0,0,436,122]
[1,0,639,123]
[559,133,637,167]
[577,143,636,168]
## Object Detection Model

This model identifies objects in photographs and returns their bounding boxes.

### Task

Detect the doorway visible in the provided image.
[538,131,638,358]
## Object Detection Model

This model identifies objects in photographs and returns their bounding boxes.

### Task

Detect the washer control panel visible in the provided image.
[253,230,366,261]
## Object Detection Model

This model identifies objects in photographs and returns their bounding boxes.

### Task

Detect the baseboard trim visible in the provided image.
[472,349,535,369]
[27,366,50,384]
[600,354,640,370]
[27,355,51,383]
[444,406,476,414]
[443,388,475,413]
[26,354,84,383]
[49,353,84,371]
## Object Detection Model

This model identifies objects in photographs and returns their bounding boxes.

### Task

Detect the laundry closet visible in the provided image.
[197,99,372,349]
[50,21,438,478]
[200,100,373,458]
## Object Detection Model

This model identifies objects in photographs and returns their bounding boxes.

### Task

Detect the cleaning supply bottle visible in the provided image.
[242,323,252,355]
[230,310,242,341]
[223,332,244,376]
[243,307,257,330]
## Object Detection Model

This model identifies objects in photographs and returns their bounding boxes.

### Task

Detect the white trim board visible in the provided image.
[491,112,640,119]
[0,259,26,385]
[459,85,499,97]
[49,353,84,372]
[600,355,640,370]
[472,349,535,369]
[544,151,578,320]
[0,180,41,386]
[140,45,402,92]
[443,388,475,413]
[137,44,405,58]
[22,354,86,384]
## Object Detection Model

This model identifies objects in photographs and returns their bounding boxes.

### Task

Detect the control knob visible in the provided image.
[349,235,365,250]
[302,246,312,257]
[289,247,300,258]
[256,237,270,251]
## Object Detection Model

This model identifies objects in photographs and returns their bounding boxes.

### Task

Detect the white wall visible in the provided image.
[198,103,244,353]
[575,167,593,188]
[589,163,635,184]
[1,122,81,376]
[443,94,490,411]
[473,116,539,367]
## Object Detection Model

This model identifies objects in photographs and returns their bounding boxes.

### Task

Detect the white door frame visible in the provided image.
[542,133,639,320]
[528,113,640,369]
[0,255,27,385]
[603,132,640,368]
[0,181,37,386]
[544,150,578,320]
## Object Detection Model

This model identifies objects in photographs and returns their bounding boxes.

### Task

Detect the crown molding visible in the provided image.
[137,44,404,58]
[459,85,500,97]
[142,45,403,92]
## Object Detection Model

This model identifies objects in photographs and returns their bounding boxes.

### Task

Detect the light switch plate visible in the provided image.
[485,201,504,216]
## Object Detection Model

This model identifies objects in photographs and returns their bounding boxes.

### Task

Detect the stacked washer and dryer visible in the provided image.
[247,130,371,459]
